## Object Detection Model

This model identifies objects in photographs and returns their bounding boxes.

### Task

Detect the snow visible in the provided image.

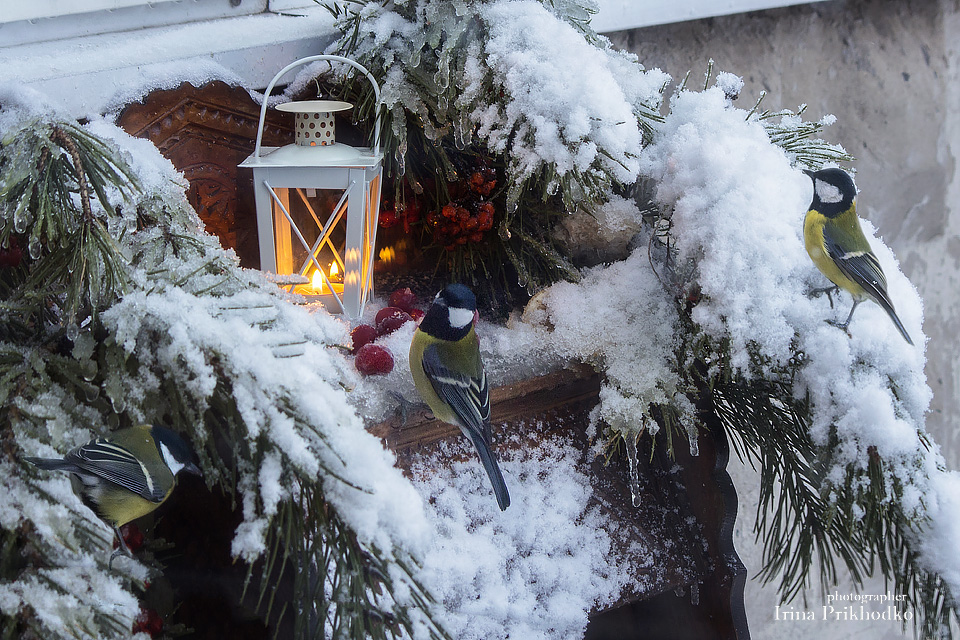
[0,6,339,119]
[640,79,960,599]
[329,0,667,205]
[467,1,655,184]
[519,247,687,442]
[3,3,960,637]
[410,434,637,640]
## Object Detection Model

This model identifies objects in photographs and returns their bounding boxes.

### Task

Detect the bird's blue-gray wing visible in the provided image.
[824,229,914,344]
[421,343,490,437]
[823,232,890,304]
[66,439,166,502]
[422,344,509,510]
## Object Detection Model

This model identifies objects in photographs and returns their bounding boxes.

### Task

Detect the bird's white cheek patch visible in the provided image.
[815,179,843,203]
[160,442,185,476]
[448,307,474,329]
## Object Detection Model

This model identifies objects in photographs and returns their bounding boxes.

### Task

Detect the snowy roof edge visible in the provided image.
[0,1,828,117]
[591,0,830,33]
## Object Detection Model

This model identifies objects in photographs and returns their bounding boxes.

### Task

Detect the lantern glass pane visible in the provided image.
[270,187,348,295]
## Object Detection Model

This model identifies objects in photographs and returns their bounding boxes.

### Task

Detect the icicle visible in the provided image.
[687,421,699,457]
[624,432,641,508]
[455,110,473,149]
[28,236,41,259]
[453,118,467,151]
[13,208,27,234]
[65,322,80,342]
[505,183,522,213]
[690,582,700,606]
[395,141,408,177]
[435,64,450,91]
[110,393,127,413]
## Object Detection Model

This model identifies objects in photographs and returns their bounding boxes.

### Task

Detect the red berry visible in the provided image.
[355,344,394,376]
[133,608,163,636]
[377,313,411,336]
[120,523,144,552]
[379,208,399,228]
[375,306,405,325]
[388,287,419,313]
[350,324,378,353]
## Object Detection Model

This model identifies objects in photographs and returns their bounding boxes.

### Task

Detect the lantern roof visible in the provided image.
[276,100,353,114]
[240,143,382,169]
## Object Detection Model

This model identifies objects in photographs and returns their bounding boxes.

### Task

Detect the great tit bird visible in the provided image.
[802,168,913,345]
[409,284,510,511]
[24,424,201,558]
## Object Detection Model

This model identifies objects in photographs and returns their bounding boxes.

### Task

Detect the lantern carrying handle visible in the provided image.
[252,54,382,161]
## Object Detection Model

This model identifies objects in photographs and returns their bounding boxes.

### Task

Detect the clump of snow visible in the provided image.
[410,434,635,640]
[329,0,667,207]
[523,247,687,441]
[640,84,960,599]
[714,71,744,100]
[466,1,664,187]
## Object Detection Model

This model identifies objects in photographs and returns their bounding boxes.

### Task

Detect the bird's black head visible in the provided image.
[804,167,856,218]
[419,284,477,341]
[151,425,202,476]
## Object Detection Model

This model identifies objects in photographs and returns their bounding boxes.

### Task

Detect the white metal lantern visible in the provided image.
[240,55,383,319]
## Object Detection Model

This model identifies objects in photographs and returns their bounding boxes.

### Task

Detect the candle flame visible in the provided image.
[329,261,340,278]
[311,269,324,290]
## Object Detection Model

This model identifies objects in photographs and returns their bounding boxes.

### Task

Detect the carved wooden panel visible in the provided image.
[117,81,295,268]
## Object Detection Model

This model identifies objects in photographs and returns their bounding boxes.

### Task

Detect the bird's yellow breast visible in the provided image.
[803,209,864,296]
[95,483,175,527]
[409,329,459,426]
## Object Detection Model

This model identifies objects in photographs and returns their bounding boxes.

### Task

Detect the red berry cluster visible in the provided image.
[351,288,424,376]
[133,607,163,637]
[119,523,145,552]
[468,166,497,197]
[427,163,498,251]
[428,202,495,251]
[379,197,422,233]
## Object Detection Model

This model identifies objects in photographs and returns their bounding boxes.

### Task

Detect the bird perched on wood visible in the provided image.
[409,284,510,510]
[802,167,913,345]
[24,424,201,561]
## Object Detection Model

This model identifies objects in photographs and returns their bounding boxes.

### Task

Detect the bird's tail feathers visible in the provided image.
[874,295,914,346]
[468,431,511,511]
[23,457,75,471]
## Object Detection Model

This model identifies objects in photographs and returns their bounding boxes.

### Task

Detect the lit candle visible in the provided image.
[310,262,343,294]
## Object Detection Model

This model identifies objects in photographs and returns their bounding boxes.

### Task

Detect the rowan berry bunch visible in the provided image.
[427,161,498,251]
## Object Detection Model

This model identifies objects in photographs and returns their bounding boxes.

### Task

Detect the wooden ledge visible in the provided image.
[368,363,600,451]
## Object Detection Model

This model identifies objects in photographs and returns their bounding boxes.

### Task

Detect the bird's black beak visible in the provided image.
[802,168,815,179]
[183,462,203,476]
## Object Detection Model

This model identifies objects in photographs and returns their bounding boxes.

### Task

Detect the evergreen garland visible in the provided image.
[642,79,958,635]
[0,117,448,640]
[323,0,662,309]
[320,4,960,636]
